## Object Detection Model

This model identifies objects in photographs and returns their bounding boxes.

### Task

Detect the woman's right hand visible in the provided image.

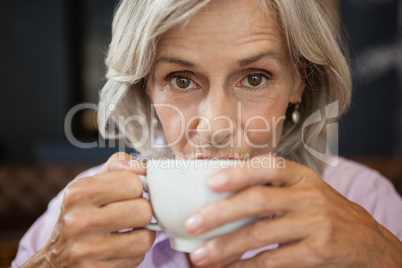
[23,152,155,268]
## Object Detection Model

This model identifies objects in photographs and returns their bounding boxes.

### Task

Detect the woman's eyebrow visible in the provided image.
[237,51,284,67]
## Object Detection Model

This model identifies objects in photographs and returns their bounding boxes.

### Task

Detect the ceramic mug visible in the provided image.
[138,159,256,252]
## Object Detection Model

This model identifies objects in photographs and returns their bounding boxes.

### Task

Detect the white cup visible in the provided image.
[139,159,256,252]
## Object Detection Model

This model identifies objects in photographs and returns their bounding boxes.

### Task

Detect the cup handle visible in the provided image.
[138,175,163,231]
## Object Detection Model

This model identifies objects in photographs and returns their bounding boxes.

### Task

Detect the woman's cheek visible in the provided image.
[155,107,186,145]
[241,110,286,150]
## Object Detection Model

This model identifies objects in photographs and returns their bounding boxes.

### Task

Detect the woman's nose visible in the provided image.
[196,90,237,146]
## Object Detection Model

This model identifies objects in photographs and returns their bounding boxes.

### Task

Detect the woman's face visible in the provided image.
[146,0,304,159]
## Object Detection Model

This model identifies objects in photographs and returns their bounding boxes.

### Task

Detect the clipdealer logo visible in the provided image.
[64,101,340,166]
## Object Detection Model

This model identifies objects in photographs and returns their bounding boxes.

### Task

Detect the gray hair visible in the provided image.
[98,0,351,174]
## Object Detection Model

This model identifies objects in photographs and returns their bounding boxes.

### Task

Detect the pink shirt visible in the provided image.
[12,157,402,267]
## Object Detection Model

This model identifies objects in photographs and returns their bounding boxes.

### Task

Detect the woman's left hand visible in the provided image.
[185,155,402,267]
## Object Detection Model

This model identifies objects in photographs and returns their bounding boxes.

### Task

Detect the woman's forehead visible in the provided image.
[156,0,287,65]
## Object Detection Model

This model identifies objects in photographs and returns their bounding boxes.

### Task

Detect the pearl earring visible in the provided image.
[291,100,301,124]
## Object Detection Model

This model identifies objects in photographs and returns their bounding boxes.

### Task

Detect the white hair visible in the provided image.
[98,0,351,174]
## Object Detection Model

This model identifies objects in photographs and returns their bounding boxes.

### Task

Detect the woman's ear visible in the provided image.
[289,64,306,104]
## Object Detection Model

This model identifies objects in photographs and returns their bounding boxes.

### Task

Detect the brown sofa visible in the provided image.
[0,163,94,268]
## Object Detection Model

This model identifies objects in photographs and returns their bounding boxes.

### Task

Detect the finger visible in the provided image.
[190,253,241,268]
[208,155,311,192]
[72,198,153,234]
[101,198,153,231]
[70,228,155,262]
[190,215,312,267]
[96,257,145,268]
[98,152,146,175]
[186,186,297,235]
[226,242,313,268]
[64,171,144,207]
[103,229,156,260]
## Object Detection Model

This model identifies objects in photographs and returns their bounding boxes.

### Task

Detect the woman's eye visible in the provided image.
[170,77,196,90]
[241,74,268,88]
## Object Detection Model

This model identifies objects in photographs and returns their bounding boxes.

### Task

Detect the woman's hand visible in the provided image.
[186,155,402,267]
[23,152,155,268]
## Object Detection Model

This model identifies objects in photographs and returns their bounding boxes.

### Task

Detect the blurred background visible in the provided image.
[0,0,401,266]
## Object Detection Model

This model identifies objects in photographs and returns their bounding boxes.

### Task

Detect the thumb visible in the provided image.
[98,152,146,175]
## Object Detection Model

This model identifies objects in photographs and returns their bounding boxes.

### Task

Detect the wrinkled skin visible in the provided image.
[185,155,402,267]
[22,153,155,268]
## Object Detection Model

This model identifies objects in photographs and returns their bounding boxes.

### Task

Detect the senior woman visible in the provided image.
[13,0,402,267]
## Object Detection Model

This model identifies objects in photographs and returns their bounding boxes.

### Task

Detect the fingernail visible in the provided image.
[208,173,228,189]
[185,213,204,231]
[191,245,208,262]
